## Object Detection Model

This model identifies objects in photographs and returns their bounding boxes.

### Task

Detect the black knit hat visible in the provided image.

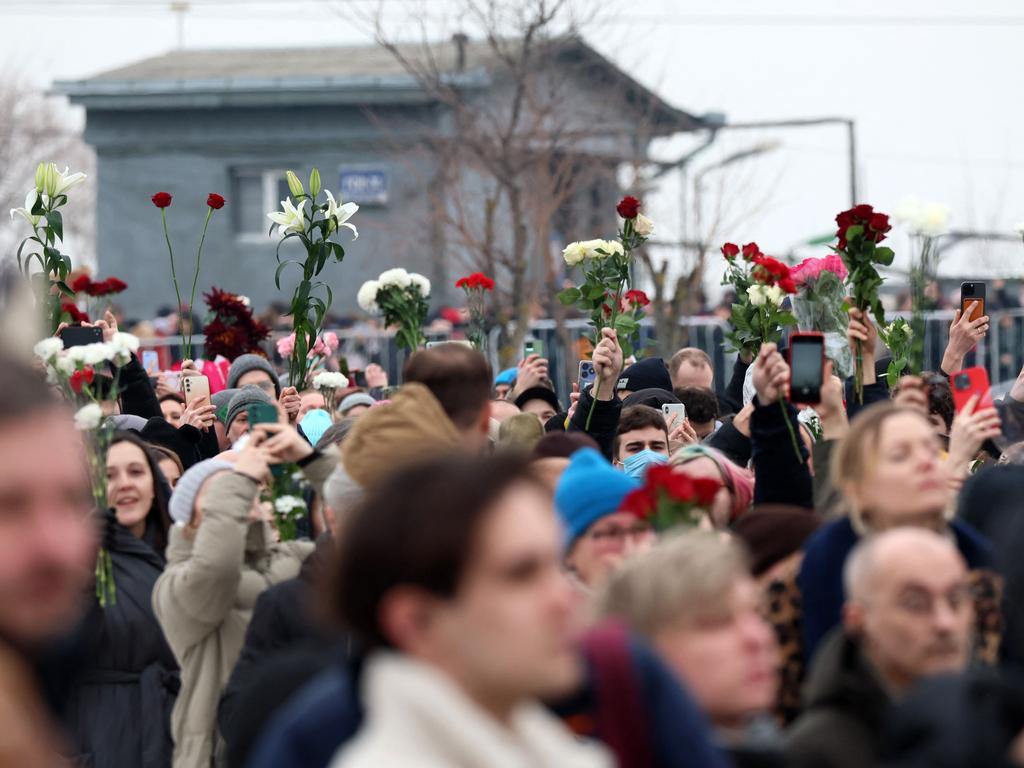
[616,357,672,394]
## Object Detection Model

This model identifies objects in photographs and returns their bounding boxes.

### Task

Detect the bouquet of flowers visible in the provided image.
[34,330,141,606]
[878,317,913,389]
[833,204,894,403]
[11,162,88,332]
[312,370,349,415]
[455,272,495,351]
[790,255,853,378]
[558,196,654,428]
[202,287,271,360]
[276,331,339,383]
[357,268,432,353]
[153,191,227,360]
[261,468,309,542]
[267,169,358,386]
[619,464,720,532]
[720,242,798,356]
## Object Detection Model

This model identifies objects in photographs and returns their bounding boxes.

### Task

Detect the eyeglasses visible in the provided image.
[588,522,653,543]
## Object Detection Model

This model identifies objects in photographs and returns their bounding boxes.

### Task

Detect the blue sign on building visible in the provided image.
[339,168,389,205]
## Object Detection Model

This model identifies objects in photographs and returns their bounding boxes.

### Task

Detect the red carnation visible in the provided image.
[616,195,641,219]
[624,289,650,307]
[70,274,92,294]
[85,280,106,297]
[741,242,761,260]
[151,192,172,208]
[104,277,128,294]
[61,301,89,323]
[721,242,739,260]
[69,367,95,394]
[206,193,226,210]
[455,276,469,289]
[478,273,495,291]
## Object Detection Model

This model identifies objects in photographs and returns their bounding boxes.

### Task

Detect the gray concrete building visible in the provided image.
[56,36,699,320]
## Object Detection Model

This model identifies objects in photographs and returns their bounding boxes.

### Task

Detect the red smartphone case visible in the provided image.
[950,367,993,413]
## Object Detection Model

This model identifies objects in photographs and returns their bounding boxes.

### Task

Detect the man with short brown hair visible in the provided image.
[403,343,492,449]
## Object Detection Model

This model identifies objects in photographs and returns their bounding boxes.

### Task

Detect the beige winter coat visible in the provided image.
[153,451,335,768]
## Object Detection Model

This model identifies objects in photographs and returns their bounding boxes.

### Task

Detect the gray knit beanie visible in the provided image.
[211,388,239,424]
[169,458,234,525]
[227,354,281,397]
[225,385,274,430]
[338,392,376,415]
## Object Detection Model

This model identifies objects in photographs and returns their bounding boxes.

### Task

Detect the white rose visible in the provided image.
[634,213,655,237]
[73,402,103,431]
[408,272,431,298]
[746,284,768,307]
[601,239,625,258]
[377,268,411,289]
[357,280,381,314]
[765,285,785,306]
[562,241,587,266]
[582,239,608,260]
[34,337,63,362]
[312,371,349,390]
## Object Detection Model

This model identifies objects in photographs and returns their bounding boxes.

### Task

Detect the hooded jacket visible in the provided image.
[152,459,319,768]
[785,630,890,768]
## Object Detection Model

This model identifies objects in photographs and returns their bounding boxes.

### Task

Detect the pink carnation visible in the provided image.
[322,332,339,353]
[790,255,848,287]
[276,333,295,357]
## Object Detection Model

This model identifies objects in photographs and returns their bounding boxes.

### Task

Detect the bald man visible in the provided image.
[786,528,974,768]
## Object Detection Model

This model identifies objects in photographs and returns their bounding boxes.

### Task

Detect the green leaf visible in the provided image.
[274,259,302,290]
[558,287,581,305]
[56,280,74,298]
[775,311,798,327]
[585,284,606,301]
[46,211,63,242]
[873,246,895,266]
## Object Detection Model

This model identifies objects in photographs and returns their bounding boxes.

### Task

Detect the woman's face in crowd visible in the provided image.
[653,576,778,728]
[853,412,949,529]
[106,441,155,537]
[567,511,655,588]
[236,369,276,394]
[161,398,183,427]
[676,459,733,527]
[158,457,181,489]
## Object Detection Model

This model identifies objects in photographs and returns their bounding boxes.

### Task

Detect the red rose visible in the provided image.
[70,275,92,294]
[779,276,797,294]
[661,471,696,502]
[69,367,95,394]
[61,302,88,323]
[624,289,650,307]
[851,204,874,221]
[721,242,740,260]
[151,192,173,208]
[742,242,761,260]
[206,193,226,210]
[616,196,641,219]
[601,303,613,317]
[868,213,891,241]
[620,487,655,519]
[691,477,721,508]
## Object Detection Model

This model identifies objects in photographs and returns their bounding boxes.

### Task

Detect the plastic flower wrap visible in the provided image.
[789,255,854,379]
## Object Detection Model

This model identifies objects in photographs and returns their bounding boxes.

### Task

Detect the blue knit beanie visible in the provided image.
[554,448,640,551]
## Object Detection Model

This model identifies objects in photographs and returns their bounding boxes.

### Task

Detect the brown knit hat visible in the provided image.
[341,383,462,490]
[729,505,821,577]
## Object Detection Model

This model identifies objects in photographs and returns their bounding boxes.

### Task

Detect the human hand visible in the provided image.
[948,393,1002,470]
[732,403,754,437]
[942,303,989,374]
[180,395,216,431]
[817,361,849,439]
[233,431,272,483]
[752,343,790,405]
[252,421,315,464]
[1010,363,1024,404]
[179,358,201,379]
[567,383,580,421]
[891,375,929,417]
[155,374,178,398]
[667,413,699,453]
[279,386,301,423]
[94,309,119,343]
[365,363,388,389]
[512,354,549,397]
[847,307,877,385]
[592,328,623,401]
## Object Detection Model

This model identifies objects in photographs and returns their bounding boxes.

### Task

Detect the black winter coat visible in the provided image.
[65,521,179,768]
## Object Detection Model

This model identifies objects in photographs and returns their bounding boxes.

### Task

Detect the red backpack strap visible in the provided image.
[581,619,657,768]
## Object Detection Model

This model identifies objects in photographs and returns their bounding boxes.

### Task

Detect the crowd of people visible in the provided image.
[6,293,1024,768]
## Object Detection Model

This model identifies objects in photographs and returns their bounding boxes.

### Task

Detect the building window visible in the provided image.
[230,169,293,238]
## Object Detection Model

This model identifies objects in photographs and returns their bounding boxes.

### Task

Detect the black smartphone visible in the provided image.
[960,281,986,323]
[59,326,103,348]
[788,332,825,405]
[578,360,596,390]
[352,369,368,388]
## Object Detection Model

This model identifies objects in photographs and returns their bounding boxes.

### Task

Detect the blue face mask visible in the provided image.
[621,449,669,479]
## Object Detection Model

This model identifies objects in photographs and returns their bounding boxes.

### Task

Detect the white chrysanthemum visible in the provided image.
[357,280,381,314]
[80,342,114,366]
[55,355,76,376]
[274,495,307,515]
[562,241,588,266]
[34,337,63,362]
[916,202,950,237]
[312,371,349,390]
[408,272,431,298]
[746,284,768,307]
[634,213,655,237]
[73,402,103,431]
[377,268,412,289]
[109,333,140,366]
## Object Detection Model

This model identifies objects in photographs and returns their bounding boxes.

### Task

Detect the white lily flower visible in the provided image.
[324,190,359,240]
[10,190,41,228]
[267,197,308,239]
[357,280,381,314]
[408,272,431,298]
[74,403,103,431]
[378,268,412,289]
[562,241,588,266]
[33,337,64,362]
[50,166,87,198]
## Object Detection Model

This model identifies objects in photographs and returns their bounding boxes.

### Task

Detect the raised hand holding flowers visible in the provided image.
[268,169,358,386]
[455,272,495,351]
[357,268,431,353]
[833,203,894,403]
[153,190,227,361]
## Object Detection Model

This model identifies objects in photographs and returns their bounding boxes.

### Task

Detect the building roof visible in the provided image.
[55,36,702,132]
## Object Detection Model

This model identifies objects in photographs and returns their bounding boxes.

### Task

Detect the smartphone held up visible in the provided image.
[788,332,825,405]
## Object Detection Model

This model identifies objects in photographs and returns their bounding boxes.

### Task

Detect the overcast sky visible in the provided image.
[3,0,1023,287]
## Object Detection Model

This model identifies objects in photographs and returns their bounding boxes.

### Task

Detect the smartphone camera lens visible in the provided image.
[955,373,970,389]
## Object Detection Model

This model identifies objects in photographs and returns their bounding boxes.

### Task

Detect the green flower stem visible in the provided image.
[779,393,805,465]
[161,208,188,360]
[854,338,864,405]
[186,207,214,361]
